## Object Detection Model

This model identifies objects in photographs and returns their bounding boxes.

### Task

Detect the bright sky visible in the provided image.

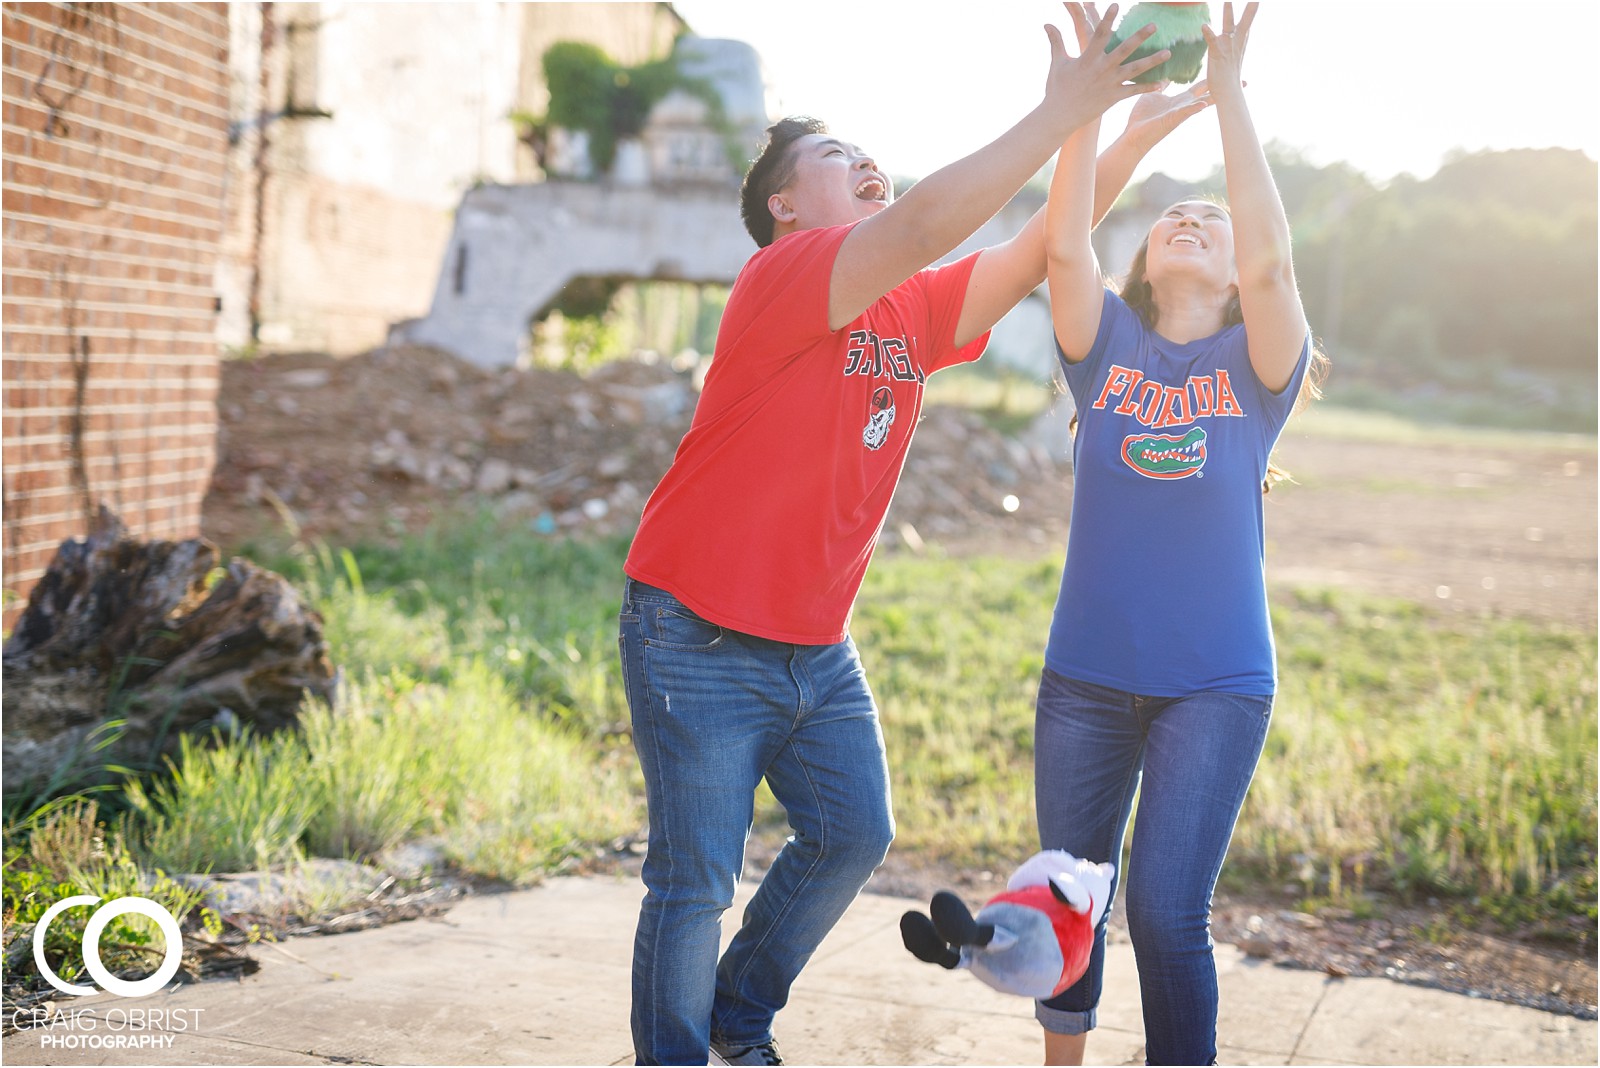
[670,0,1600,184]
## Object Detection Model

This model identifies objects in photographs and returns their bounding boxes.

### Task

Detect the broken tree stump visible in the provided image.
[3,506,337,800]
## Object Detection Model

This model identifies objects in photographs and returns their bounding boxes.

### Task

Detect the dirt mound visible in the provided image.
[203,346,1070,552]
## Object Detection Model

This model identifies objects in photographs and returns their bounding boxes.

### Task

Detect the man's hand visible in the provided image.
[1076,2,1216,146]
[1041,3,1169,136]
[827,1,1174,333]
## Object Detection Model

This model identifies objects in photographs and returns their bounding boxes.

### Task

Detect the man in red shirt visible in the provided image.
[618,7,1209,1063]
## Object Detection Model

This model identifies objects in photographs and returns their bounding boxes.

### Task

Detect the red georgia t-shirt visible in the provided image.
[624,222,989,644]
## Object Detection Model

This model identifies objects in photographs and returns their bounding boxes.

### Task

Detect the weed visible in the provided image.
[299,678,432,860]
[1,719,133,825]
[123,730,315,874]
[3,800,204,993]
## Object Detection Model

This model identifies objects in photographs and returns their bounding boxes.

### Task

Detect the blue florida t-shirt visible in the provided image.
[1044,290,1310,696]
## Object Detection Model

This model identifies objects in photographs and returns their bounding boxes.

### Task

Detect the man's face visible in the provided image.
[770,134,892,234]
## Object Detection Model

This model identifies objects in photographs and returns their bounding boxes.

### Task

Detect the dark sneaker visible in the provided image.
[709,1039,783,1065]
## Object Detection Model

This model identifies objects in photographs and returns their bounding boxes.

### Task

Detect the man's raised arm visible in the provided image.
[826,4,1165,331]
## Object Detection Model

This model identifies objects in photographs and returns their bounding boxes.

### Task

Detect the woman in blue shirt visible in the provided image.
[1034,5,1325,1063]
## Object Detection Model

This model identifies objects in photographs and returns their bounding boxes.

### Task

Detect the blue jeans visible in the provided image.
[618,578,894,1065]
[1033,670,1273,1066]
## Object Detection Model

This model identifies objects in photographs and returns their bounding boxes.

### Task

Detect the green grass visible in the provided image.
[3,524,647,995]
[1288,404,1595,452]
[4,800,207,992]
[1258,589,1597,929]
[853,556,1598,937]
[303,520,1592,934]
[850,553,1062,862]
[124,729,316,874]
[5,506,1593,954]
[111,565,642,889]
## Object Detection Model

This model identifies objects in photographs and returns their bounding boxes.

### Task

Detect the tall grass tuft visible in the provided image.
[123,730,314,874]
[395,660,640,882]
[299,676,433,859]
[301,544,454,681]
[96,532,646,886]
[297,661,640,881]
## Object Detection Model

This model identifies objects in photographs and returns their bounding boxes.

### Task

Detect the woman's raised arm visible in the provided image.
[1208,2,1309,392]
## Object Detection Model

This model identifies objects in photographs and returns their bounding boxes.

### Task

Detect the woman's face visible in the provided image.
[1142,200,1238,293]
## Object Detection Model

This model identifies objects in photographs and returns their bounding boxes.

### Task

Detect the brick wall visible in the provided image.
[2,2,230,624]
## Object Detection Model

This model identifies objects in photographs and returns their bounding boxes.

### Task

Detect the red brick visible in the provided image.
[4,2,226,616]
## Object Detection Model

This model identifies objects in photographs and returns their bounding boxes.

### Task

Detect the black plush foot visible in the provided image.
[931,890,994,948]
[900,910,960,968]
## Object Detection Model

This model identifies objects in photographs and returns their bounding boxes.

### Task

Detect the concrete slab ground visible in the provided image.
[5,873,1595,1066]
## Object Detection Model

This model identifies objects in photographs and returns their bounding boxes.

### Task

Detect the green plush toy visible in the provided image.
[1108,2,1211,84]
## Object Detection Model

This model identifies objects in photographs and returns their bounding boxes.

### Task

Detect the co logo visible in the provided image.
[31,896,184,998]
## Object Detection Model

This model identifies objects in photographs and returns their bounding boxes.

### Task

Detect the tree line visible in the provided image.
[1214,146,1597,431]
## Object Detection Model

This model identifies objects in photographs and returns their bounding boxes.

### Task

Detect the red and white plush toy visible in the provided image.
[900,850,1115,999]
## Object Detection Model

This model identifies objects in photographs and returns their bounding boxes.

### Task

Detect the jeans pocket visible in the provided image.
[645,603,725,651]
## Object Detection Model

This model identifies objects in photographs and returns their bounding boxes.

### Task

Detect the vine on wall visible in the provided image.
[519,38,731,176]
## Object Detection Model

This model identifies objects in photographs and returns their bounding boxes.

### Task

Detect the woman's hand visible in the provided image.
[1204,0,1308,394]
[1202,2,1257,94]
[1065,2,1106,52]
[1123,78,1213,148]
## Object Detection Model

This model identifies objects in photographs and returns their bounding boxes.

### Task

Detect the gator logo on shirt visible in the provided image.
[1121,427,1207,479]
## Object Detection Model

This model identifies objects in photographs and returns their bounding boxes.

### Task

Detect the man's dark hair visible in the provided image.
[739,116,828,248]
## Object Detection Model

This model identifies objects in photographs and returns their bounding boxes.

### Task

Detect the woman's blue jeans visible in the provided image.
[618,579,894,1066]
[1033,669,1273,1066]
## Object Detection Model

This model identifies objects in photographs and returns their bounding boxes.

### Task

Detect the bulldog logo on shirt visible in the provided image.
[863,386,896,450]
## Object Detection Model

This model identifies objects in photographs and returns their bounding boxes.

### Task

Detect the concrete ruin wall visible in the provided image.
[399,179,754,366]
[404,181,1053,372]
[3,1,231,623]
[222,1,687,358]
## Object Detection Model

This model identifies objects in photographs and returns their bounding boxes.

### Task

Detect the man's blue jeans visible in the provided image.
[618,578,894,1065]
[1033,669,1273,1066]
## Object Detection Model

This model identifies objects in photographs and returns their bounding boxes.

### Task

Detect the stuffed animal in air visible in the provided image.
[1108,2,1210,84]
[900,850,1115,999]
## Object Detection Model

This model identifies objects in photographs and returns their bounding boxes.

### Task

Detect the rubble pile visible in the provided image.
[204,345,1073,553]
